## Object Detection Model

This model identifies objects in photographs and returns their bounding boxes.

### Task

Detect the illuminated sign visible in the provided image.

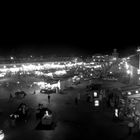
[94,100,99,106]
[93,92,97,97]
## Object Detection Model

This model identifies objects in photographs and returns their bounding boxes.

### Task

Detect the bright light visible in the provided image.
[112,57,117,61]
[125,62,129,69]
[0,130,4,140]
[10,56,14,60]
[94,100,99,106]
[115,109,118,117]
[54,70,67,75]
[110,71,112,74]
[137,69,140,74]
[90,62,94,65]
[137,47,140,52]
[93,92,97,97]
[128,91,131,95]
[0,73,6,77]
[34,81,59,90]
[45,72,53,77]
[58,80,61,90]
[127,70,131,74]
[43,111,52,119]
[136,90,139,94]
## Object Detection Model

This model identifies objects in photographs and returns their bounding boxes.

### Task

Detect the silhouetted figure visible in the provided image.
[128,121,134,135]
[87,94,91,103]
[33,90,36,94]
[9,114,19,127]
[48,95,51,104]
[16,103,29,123]
[75,97,78,105]
[9,93,13,102]
[77,93,80,102]
[36,103,44,120]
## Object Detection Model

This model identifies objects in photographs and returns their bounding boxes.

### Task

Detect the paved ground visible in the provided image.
[0,79,140,140]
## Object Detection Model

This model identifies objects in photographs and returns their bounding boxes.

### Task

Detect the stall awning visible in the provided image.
[121,85,140,92]
[128,94,140,98]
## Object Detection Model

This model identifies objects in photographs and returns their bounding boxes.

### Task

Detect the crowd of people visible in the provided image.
[9,102,54,128]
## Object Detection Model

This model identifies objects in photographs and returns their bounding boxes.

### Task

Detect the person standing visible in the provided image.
[75,97,78,105]
[77,93,81,103]
[128,120,134,135]
[8,93,13,102]
[48,94,51,104]
[33,90,36,95]
[87,94,91,103]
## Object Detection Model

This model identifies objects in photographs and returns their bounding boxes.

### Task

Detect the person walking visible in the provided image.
[128,120,134,135]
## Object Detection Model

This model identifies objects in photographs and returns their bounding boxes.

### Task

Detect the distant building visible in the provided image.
[92,54,110,63]
[112,49,119,58]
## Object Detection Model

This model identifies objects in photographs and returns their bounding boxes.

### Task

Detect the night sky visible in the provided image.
[0,37,139,58]
[1,4,140,58]
[1,17,140,58]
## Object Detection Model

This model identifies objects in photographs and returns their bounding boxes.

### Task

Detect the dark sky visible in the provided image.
[0,37,140,58]
[1,9,140,58]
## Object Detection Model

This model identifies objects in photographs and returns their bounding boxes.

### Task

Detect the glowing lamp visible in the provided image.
[136,90,139,94]
[127,70,131,74]
[44,111,52,118]
[10,56,14,60]
[115,109,118,117]
[137,69,140,74]
[112,57,117,61]
[93,92,97,97]
[0,130,4,140]
[58,80,61,90]
[137,47,140,52]
[94,100,99,106]
[128,91,131,95]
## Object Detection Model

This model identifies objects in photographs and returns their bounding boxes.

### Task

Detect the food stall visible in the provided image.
[119,85,140,129]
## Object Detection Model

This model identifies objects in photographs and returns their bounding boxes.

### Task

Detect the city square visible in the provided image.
[0,41,140,140]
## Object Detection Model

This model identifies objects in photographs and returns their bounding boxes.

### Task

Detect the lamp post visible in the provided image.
[137,47,140,69]
[136,46,140,130]
[137,47,140,85]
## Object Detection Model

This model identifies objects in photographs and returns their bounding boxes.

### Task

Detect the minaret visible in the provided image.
[112,48,119,58]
